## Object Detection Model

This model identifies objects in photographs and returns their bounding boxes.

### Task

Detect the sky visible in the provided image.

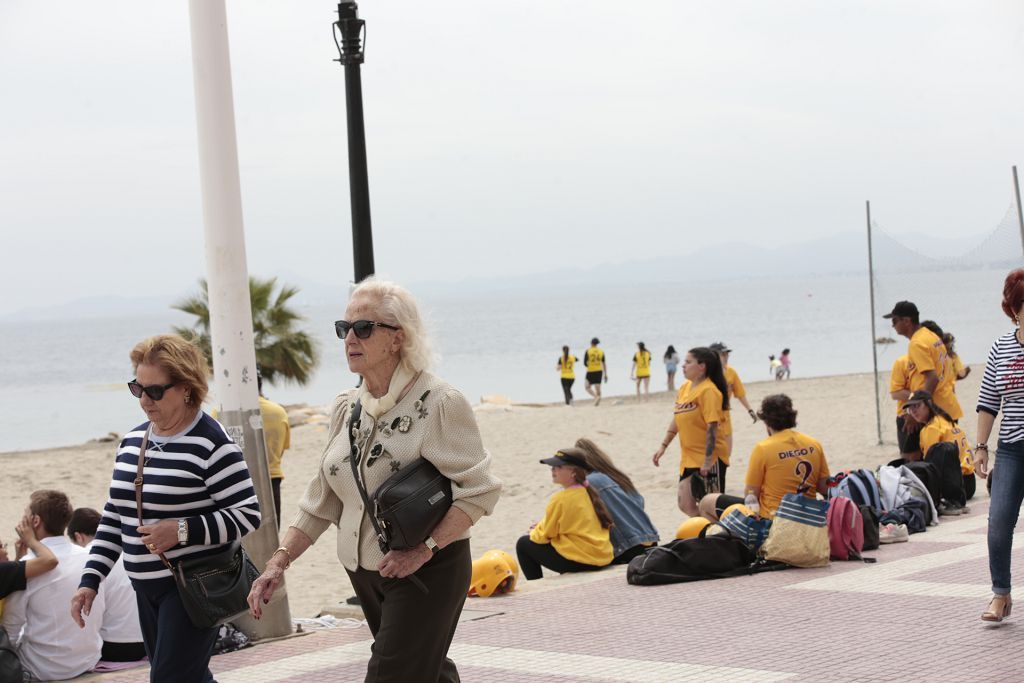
[2,1,1023,317]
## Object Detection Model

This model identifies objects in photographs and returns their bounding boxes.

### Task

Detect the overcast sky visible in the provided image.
[2,1,1023,316]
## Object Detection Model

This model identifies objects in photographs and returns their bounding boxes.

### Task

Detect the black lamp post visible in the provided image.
[333,1,375,282]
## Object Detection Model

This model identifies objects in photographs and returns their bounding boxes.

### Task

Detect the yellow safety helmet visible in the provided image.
[675,517,710,540]
[720,503,753,521]
[468,549,518,597]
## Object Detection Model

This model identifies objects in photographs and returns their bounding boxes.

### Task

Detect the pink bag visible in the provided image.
[826,497,864,561]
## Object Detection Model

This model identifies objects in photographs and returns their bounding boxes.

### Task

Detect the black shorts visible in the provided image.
[586,371,603,384]
[896,415,921,454]
[679,461,728,491]
[713,493,745,517]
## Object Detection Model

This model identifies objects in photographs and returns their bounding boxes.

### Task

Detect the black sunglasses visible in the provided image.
[335,320,400,340]
[128,380,176,401]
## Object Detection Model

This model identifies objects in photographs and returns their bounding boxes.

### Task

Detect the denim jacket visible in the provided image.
[586,472,659,557]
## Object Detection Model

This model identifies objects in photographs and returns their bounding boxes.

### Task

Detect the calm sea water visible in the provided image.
[0,267,1012,452]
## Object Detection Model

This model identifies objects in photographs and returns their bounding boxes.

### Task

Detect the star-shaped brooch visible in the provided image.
[390,460,402,472]
[329,464,339,476]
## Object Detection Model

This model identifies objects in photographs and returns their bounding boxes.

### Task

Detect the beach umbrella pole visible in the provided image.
[188,0,292,638]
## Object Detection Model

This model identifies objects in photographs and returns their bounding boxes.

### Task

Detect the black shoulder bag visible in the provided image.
[135,428,260,629]
[347,400,453,594]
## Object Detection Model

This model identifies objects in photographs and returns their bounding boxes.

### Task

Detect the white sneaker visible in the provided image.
[879,523,909,544]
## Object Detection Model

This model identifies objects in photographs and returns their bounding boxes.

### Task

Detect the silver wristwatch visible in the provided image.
[177,519,188,545]
[424,536,439,555]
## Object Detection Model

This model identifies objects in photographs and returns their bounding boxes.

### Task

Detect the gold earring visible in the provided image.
[185,393,192,405]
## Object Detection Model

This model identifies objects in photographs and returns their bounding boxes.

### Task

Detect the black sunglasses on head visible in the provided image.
[128,380,176,401]
[335,320,400,340]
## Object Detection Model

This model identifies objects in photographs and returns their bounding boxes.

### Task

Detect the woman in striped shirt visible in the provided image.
[70,334,261,680]
[977,269,1024,622]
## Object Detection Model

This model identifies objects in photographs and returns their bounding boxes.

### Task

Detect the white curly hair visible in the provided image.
[350,277,435,374]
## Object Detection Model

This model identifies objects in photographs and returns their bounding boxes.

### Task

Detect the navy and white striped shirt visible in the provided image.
[79,411,261,591]
[977,330,1024,444]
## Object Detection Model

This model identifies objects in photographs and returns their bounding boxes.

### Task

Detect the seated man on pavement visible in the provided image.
[700,394,830,521]
[0,514,59,617]
[68,507,146,663]
[2,490,105,681]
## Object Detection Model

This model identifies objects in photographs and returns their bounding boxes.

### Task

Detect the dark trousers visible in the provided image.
[924,446,966,507]
[516,535,604,580]
[271,477,283,528]
[965,472,976,500]
[612,544,652,565]
[101,640,148,662]
[347,539,472,683]
[133,577,218,683]
[560,378,574,405]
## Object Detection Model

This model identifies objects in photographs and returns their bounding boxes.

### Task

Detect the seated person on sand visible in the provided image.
[699,394,830,521]
[575,438,659,564]
[67,507,146,663]
[516,448,613,580]
[3,490,105,682]
[903,390,972,514]
[0,515,59,616]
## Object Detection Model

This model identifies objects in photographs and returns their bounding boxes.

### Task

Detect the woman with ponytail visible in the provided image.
[515,448,613,580]
[652,346,730,516]
[556,345,577,405]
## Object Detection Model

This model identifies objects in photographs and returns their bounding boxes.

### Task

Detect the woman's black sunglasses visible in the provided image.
[335,320,400,340]
[128,380,176,401]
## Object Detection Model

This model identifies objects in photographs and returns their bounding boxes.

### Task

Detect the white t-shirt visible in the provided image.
[89,545,143,644]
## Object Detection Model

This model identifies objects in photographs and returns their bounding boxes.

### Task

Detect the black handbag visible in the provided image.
[0,628,24,683]
[348,400,452,592]
[135,428,260,629]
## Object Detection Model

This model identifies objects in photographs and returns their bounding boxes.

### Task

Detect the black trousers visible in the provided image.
[101,640,148,662]
[347,539,472,683]
[133,577,218,683]
[516,535,604,580]
[924,446,967,507]
[560,378,574,405]
[271,476,283,528]
[965,472,977,500]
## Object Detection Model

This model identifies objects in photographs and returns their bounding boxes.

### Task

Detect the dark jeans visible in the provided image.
[988,440,1024,595]
[560,378,574,405]
[271,477,283,529]
[612,544,652,565]
[347,539,471,683]
[133,577,218,683]
[516,535,604,580]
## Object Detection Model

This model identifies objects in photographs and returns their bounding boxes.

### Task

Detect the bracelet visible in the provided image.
[975,443,989,451]
[271,546,293,569]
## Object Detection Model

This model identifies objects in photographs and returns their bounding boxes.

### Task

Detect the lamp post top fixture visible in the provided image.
[333,1,366,66]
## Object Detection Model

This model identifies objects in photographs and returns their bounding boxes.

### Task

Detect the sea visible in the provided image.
[0,267,1013,452]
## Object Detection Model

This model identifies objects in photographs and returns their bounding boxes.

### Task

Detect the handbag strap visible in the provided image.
[134,426,175,572]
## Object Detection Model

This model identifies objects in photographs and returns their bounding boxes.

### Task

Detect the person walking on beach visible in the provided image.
[710,342,757,465]
[631,342,652,402]
[779,348,792,379]
[247,278,502,682]
[884,301,945,459]
[556,345,577,406]
[664,345,680,392]
[769,355,782,380]
[583,338,608,406]
[975,268,1024,622]
[71,334,262,682]
[651,347,730,517]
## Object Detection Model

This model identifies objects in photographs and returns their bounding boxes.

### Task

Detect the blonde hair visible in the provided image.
[130,334,210,405]
[350,277,435,373]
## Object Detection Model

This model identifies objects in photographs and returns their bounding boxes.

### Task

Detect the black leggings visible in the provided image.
[516,535,604,580]
[561,378,574,405]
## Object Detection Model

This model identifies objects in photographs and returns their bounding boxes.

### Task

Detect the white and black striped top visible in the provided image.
[977,330,1024,444]
[79,411,261,591]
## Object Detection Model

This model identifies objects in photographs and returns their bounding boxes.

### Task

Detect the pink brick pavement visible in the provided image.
[79,498,1024,682]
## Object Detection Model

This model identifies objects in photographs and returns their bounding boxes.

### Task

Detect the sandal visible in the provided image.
[982,594,1013,622]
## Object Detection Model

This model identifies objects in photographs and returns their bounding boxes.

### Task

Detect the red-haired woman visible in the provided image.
[977,268,1024,621]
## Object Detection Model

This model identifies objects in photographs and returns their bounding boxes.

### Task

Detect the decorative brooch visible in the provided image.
[390,460,402,472]
[414,390,431,420]
[329,464,339,476]
[398,415,412,433]
[367,443,392,468]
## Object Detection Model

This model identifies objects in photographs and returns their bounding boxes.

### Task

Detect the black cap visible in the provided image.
[903,390,932,407]
[883,301,919,319]
[709,341,732,353]
[591,337,600,345]
[539,449,590,470]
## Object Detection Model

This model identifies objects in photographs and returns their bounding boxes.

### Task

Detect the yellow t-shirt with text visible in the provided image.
[919,415,974,475]
[890,355,911,413]
[674,379,726,471]
[559,354,577,380]
[634,350,652,378]
[529,487,612,566]
[745,429,830,519]
[585,347,605,373]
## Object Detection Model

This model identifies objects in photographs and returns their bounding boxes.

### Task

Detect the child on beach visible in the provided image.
[515,448,613,580]
[769,355,782,379]
[779,349,791,379]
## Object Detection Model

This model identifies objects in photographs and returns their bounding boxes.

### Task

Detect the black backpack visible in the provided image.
[904,460,941,511]
[627,531,756,586]
[859,505,881,551]
[0,629,23,683]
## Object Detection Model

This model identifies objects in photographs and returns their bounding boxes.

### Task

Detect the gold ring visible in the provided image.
[148,543,156,551]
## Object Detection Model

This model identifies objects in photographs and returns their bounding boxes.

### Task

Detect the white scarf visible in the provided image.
[357,365,417,419]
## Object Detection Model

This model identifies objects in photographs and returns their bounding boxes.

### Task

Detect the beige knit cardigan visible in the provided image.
[291,371,502,571]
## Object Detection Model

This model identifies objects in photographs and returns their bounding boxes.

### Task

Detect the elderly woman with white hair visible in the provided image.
[247,278,502,683]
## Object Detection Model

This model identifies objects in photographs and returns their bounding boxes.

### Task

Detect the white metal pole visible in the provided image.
[188,0,291,637]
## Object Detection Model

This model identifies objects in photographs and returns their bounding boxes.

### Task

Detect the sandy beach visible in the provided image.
[0,367,985,619]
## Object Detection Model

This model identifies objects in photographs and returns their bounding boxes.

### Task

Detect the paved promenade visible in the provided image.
[81,498,1021,682]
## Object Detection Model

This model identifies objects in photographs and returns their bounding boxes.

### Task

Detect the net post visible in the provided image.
[866,201,883,446]
[1013,166,1024,259]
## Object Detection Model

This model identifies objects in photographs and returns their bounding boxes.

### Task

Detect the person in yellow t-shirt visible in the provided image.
[920,320,963,421]
[889,354,918,454]
[942,332,971,381]
[258,374,291,528]
[583,338,608,406]
[652,347,731,517]
[631,342,653,402]
[885,301,943,459]
[905,390,975,510]
[516,448,613,579]
[701,394,829,521]
[556,345,577,406]
[710,342,758,464]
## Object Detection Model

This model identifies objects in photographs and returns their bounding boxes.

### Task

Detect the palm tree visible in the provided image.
[173,277,320,386]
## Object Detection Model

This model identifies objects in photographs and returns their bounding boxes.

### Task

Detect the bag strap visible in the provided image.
[346,399,429,594]
[134,427,174,572]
